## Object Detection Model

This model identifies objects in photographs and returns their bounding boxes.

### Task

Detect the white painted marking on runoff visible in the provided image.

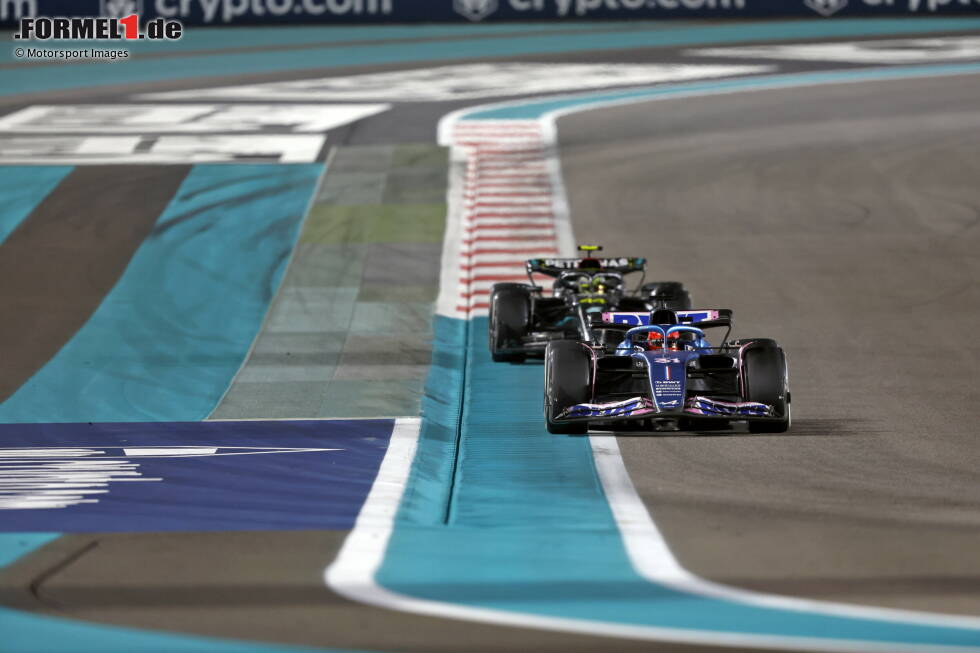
[141,63,773,102]
[0,104,389,133]
[0,446,339,510]
[123,447,218,456]
[0,103,388,163]
[690,36,980,64]
[0,135,326,164]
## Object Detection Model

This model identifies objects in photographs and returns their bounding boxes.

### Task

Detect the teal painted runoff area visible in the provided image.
[463,60,980,120]
[387,316,466,526]
[5,18,980,95]
[377,316,980,647]
[0,163,323,423]
[0,166,73,243]
[0,533,59,567]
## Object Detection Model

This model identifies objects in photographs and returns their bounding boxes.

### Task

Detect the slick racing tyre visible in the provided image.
[642,281,692,311]
[741,343,791,433]
[489,284,530,363]
[544,341,591,435]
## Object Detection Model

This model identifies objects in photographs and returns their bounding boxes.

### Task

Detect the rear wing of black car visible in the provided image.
[526,257,647,278]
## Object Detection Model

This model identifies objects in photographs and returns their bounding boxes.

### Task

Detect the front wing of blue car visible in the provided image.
[556,395,773,422]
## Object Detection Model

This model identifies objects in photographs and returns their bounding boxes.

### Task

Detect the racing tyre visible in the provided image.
[544,341,591,435]
[742,344,791,433]
[642,281,692,311]
[489,285,530,363]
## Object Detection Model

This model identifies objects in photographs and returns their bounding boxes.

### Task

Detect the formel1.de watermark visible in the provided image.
[11,12,183,62]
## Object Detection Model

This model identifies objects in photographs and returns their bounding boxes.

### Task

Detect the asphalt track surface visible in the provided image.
[1,22,979,653]
[560,74,980,616]
[0,166,190,402]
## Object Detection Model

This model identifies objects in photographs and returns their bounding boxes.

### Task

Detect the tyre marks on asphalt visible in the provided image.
[0,165,189,403]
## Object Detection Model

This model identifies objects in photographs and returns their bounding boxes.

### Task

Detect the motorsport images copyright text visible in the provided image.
[12,13,183,62]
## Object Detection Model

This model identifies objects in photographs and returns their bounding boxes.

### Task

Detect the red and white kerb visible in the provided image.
[451,120,562,316]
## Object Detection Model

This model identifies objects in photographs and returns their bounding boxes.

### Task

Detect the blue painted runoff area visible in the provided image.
[0,163,323,423]
[5,18,980,96]
[0,424,390,652]
[0,166,73,244]
[463,60,980,121]
[0,419,393,532]
[376,316,980,649]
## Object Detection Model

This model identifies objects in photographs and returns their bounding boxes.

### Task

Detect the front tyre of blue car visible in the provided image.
[544,340,591,435]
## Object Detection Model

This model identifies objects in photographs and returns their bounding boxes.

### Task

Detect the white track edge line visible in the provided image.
[589,436,980,630]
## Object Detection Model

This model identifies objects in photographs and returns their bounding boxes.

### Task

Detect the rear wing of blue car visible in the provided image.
[601,309,733,330]
[526,257,646,278]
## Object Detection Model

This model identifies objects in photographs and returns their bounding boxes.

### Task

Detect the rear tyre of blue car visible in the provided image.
[544,341,591,435]
[489,285,530,363]
[742,344,791,433]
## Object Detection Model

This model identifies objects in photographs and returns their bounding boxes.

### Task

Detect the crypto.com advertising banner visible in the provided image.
[2,0,980,26]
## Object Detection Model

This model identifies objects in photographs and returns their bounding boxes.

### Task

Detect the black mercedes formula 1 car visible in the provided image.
[543,308,791,435]
[488,246,692,362]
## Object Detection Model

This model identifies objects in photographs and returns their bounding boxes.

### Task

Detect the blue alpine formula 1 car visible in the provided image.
[543,308,790,434]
